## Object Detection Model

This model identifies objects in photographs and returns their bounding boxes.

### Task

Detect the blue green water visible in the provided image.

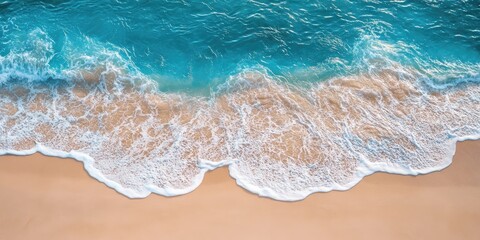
[1,1,480,200]
[1,0,479,91]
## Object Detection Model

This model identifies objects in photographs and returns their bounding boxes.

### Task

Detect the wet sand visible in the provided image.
[1,140,479,240]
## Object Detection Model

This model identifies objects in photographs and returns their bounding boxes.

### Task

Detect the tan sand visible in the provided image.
[0,140,479,240]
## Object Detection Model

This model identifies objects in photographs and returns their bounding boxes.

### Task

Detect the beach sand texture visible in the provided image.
[1,140,479,240]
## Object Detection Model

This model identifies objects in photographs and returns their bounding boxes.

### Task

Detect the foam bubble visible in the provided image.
[1,63,479,200]
[1,31,479,201]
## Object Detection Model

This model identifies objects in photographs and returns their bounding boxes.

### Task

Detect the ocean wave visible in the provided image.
[1,52,479,200]
[1,26,479,200]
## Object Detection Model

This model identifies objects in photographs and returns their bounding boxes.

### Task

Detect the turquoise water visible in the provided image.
[1,1,480,200]
[1,0,479,91]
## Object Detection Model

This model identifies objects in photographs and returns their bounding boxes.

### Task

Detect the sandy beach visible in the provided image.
[0,140,478,240]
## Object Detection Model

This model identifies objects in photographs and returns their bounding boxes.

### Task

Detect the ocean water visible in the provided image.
[0,0,479,200]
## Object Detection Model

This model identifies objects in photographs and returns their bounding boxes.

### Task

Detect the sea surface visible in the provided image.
[0,0,479,200]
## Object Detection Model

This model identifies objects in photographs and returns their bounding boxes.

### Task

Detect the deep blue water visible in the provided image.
[0,0,479,91]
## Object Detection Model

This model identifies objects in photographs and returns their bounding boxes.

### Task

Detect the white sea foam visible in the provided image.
[1,32,479,201]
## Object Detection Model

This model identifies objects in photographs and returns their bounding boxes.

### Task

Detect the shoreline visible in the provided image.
[1,140,480,239]
[1,135,478,201]
[2,68,480,200]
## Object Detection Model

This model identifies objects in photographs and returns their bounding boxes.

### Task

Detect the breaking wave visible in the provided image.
[1,29,479,201]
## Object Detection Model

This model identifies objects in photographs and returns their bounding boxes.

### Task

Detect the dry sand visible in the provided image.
[0,140,479,240]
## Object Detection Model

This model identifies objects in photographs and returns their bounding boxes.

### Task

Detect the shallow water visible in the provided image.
[0,0,479,200]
